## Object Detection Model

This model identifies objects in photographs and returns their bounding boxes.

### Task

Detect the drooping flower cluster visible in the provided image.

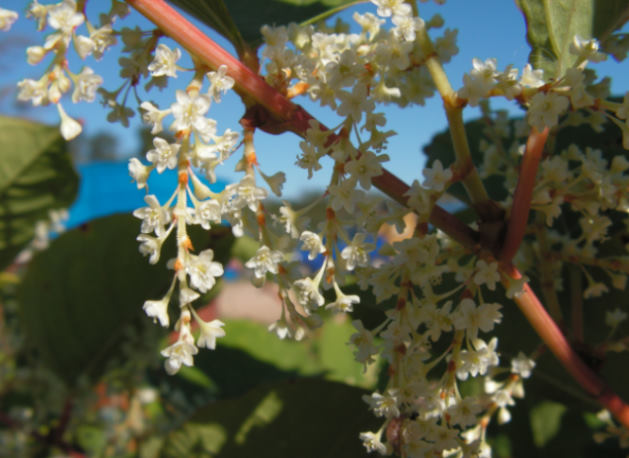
[15,0,629,455]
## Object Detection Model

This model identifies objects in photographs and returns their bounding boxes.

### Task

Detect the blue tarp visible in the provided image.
[66,161,228,228]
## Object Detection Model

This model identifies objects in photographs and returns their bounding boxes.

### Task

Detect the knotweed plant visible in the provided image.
[7,0,629,455]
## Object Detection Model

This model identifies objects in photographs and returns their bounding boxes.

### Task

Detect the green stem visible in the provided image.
[415,21,492,219]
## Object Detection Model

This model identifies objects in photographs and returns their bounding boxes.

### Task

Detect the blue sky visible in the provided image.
[2,1,628,198]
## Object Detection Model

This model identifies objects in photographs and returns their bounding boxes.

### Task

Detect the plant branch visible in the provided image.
[501,263,629,428]
[500,127,549,263]
[414,21,494,220]
[126,0,629,428]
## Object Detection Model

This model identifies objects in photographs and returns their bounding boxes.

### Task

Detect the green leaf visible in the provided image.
[516,0,629,78]
[0,116,78,270]
[168,0,358,48]
[161,378,378,457]
[17,214,235,385]
[529,401,567,447]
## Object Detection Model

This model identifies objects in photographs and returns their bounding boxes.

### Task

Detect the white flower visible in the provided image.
[520,64,544,88]
[458,58,498,106]
[452,298,502,341]
[186,249,224,293]
[473,259,500,290]
[372,0,411,18]
[146,137,180,173]
[71,67,103,103]
[194,199,222,229]
[359,431,387,454]
[245,245,283,279]
[344,150,386,190]
[296,141,323,179]
[161,338,198,374]
[300,231,325,260]
[229,175,268,212]
[0,8,18,31]
[207,65,234,102]
[527,92,569,131]
[341,233,374,270]
[17,78,48,106]
[422,159,452,192]
[170,90,214,139]
[363,389,400,418]
[326,282,360,313]
[48,0,84,35]
[148,43,181,78]
[143,297,170,327]
[56,103,82,140]
[128,158,151,190]
[26,46,47,65]
[570,35,606,63]
[511,352,535,378]
[137,233,164,264]
[74,34,95,59]
[293,276,325,309]
[133,194,171,236]
[392,14,423,42]
[196,318,226,349]
[140,101,170,134]
[455,337,499,380]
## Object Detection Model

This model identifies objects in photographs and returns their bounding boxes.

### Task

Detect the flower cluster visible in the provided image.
[17,0,127,139]
[15,0,629,455]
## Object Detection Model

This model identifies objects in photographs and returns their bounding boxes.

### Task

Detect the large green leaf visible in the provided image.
[168,0,357,49]
[160,378,378,457]
[17,214,235,385]
[0,116,78,270]
[515,0,629,78]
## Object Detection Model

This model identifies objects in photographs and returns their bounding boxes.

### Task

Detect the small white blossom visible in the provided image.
[128,158,151,190]
[452,298,502,341]
[423,159,452,192]
[245,245,283,279]
[570,35,606,63]
[140,101,170,134]
[137,233,164,264]
[300,231,325,260]
[143,297,170,327]
[161,338,198,375]
[363,389,400,418]
[170,90,214,139]
[146,137,180,173]
[527,92,569,131]
[133,194,171,236]
[473,259,500,290]
[56,103,82,140]
[0,8,18,31]
[148,43,181,78]
[520,63,544,88]
[341,233,374,270]
[72,67,103,103]
[48,0,84,35]
[196,318,226,349]
[186,249,224,293]
[511,352,536,378]
[207,65,234,102]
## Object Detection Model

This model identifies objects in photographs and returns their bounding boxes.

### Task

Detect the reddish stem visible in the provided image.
[503,264,629,426]
[125,0,629,428]
[500,127,549,263]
